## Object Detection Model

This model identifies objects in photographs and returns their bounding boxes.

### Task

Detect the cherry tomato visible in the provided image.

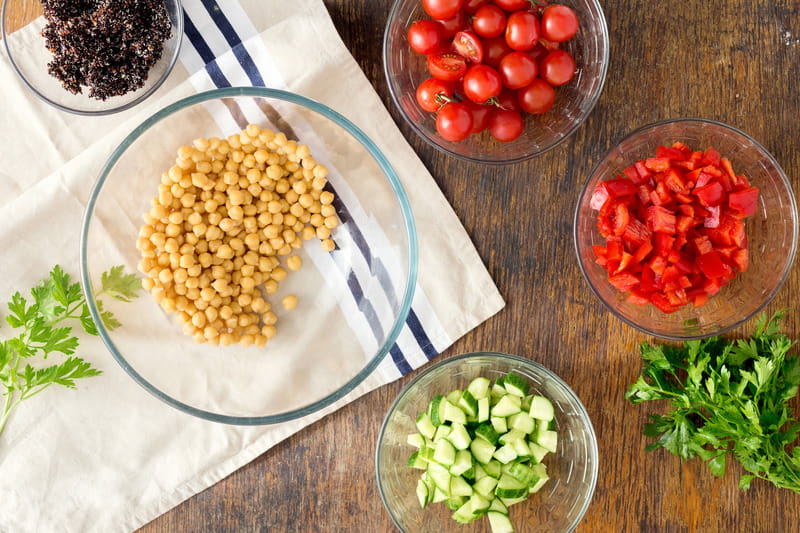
[496,87,522,112]
[453,30,484,63]
[518,77,555,114]
[498,51,538,89]
[437,10,467,38]
[539,49,576,86]
[494,0,530,11]
[472,5,506,38]
[481,36,511,68]
[462,0,491,13]
[407,20,445,55]
[488,109,524,142]
[528,42,550,62]
[462,64,503,103]
[436,102,473,141]
[423,0,464,20]
[465,101,494,133]
[416,78,456,112]
[541,4,579,42]
[427,52,468,82]
[505,11,541,51]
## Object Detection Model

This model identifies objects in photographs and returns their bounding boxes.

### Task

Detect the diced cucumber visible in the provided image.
[416,478,430,508]
[490,379,506,399]
[506,462,537,487]
[429,395,445,426]
[450,449,474,476]
[407,432,425,449]
[470,436,496,465]
[500,495,527,507]
[473,475,498,498]
[502,372,530,397]
[492,394,521,417]
[458,390,479,417]
[443,400,467,425]
[494,473,528,499]
[487,511,515,533]
[529,463,549,493]
[450,475,473,497]
[445,496,467,511]
[498,428,527,445]
[527,441,549,464]
[469,492,491,514]
[483,459,502,478]
[408,450,428,470]
[473,463,487,481]
[493,443,518,464]
[447,422,472,451]
[433,424,452,443]
[536,429,558,453]
[488,497,508,514]
[415,412,436,440]
[491,416,508,434]
[431,486,449,503]
[434,438,456,466]
[508,412,535,434]
[452,500,479,524]
[427,463,451,493]
[510,438,532,459]
[529,395,554,422]
[477,397,490,422]
[475,423,500,445]
[467,376,491,400]
[521,394,533,412]
[446,389,463,405]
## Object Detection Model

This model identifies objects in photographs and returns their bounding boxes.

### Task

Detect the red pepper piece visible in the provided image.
[644,157,671,172]
[608,272,640,291]
[694,180,725,207]
[696,251,733,279]
[646,205,677,234]
[728,187,759,217]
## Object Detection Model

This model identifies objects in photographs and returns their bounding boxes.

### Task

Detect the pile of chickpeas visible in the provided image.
[136,124,340,347]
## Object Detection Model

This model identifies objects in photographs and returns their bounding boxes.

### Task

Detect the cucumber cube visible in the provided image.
[449,449,474,476]
[492,394,522,417]
[407,432,425,449]
[467,376,491,400]
[450,475,473,497]
[447,422,472,451]
[508,412,535,434]
[502,372,530,397]
[415,412,436,440]
[458,390,479,417]
[473,475,499,498]
[493,443,518,464]
[477,397,490,422]
[470,436,496,465]
[536,429,558,453]
[416,478,430,509]
[443,400,467,425]
[529,395,555,421]
[433,438,456,466]
[487,511,515,533]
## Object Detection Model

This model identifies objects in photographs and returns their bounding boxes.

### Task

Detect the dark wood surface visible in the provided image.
[7,1,800,531]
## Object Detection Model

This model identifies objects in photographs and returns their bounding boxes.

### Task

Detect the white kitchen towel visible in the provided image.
[0,0,505,531]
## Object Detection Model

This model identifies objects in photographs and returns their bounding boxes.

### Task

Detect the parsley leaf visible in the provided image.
[627,310,800,493]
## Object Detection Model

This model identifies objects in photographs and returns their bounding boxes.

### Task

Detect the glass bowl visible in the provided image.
[1,0,183,115]
[382,0,609,164]
[376,352,598,532]
[80,87,418,424]
[574,118,798,340]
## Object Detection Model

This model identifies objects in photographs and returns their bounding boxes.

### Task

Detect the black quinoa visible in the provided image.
[40,0,172,100]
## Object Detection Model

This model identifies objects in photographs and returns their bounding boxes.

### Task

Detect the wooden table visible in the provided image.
[6,1,800,531]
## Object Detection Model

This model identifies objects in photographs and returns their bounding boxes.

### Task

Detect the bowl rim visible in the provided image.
[79,86,420,425]
[375,351,599,532]
[1,0,184,116]
[573,116,799,340]
[381,0,610,165]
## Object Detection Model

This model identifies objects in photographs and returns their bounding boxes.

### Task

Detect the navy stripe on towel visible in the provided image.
[199,0,265,87]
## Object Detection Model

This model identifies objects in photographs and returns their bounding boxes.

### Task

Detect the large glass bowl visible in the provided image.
[1,0,183,115]
[376,352,598,532]
[80,87,418,424]
[574,118,798,340]
[383,0,609,164]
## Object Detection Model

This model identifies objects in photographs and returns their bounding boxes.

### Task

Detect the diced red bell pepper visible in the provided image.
[650,293,679,313]
[694,180,725,207]
[728,187,759,217]
[732,248,749,272]
[696,251,733,279]
[613,202,631,236]
[623,218,652,249]
[626,286,651,306]
[632,240,654,263]
[656,145,687,160]
[646,205,677,234]
[645,157,671,172]
[608,272,640,291]
[701,147,721,166]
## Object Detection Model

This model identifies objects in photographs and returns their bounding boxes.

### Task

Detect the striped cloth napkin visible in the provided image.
[0,0,504,531]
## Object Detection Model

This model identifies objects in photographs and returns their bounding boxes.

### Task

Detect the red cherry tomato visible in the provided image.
[482,35,513,68]
[498,51,538,89]
[541,4,579,42]
[528,42,550,62]
[462,64,503,103]
[472,5,506,38]
[539,49,576,86]
[494,0,530,11]
[488,109,524,142]
[505,11,541,51]
[453,30,484,63]
[463,0,490,13]
[406,20,445,55]
[496,87,522,112]
[518,77,555,114]
[465,101,494,133]
[427,52,468,81]
[437,10,467,38]
[422,0,464,20]
[436,102,473,141]
[416,78,456,112]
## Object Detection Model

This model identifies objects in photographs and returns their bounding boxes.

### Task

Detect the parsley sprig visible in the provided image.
[626,311,800,492]
[0,265,140,437]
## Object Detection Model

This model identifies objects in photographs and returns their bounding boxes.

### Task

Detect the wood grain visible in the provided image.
[6,0,800,531]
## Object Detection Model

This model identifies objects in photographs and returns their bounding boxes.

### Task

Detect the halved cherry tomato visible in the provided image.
[541,4,579,42]
[436,101,473,141]
[488,109,524,142]
[517,77,555,114]
[505,11,541,51]
[498,51,538,89]
[415,78,455,112]
[453,30,484,63]
[422,0,464,20]
[539,49,576,86]
[472,4,507,38]
[462,64,503,103]
[407,20,445,55]
[427,52,468,82]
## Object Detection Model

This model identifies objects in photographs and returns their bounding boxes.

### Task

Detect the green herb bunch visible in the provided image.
[626,311,800,492]
[0,265,140,437]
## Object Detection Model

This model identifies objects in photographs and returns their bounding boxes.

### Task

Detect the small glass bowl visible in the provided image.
[382,0,609,164]
[1,0,183,115]
[574,118,798,340]
[80,87,418,424]
[376,352,598,532]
